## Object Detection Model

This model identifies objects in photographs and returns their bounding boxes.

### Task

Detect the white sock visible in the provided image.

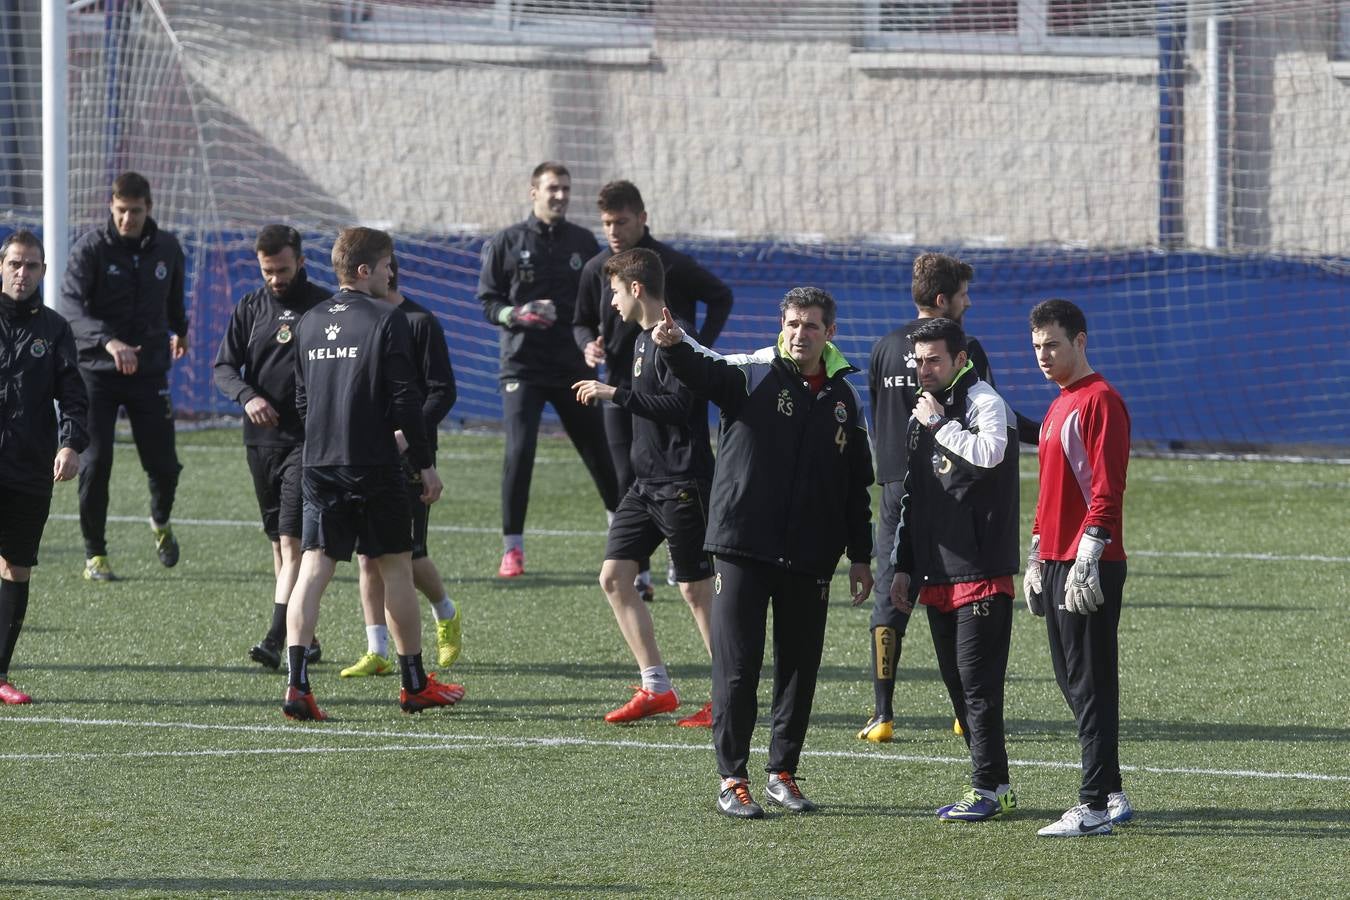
[366,624,389,657]
[973,786,997,800]
[640,665,672,694]
[606,510,616,527]
[431,597,456,620]
[635,569,652,588]
[503,534,523,553]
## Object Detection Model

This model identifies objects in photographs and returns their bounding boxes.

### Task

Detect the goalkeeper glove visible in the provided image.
[499,299,556,330]
[1023,534,1044,617]
[1064,527,1109,615]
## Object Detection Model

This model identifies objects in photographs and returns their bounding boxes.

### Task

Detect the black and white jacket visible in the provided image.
[893,362,1020,585]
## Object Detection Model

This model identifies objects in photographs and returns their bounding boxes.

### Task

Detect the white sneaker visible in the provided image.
[1037,803,1113,837]
[1107,790,1134,824]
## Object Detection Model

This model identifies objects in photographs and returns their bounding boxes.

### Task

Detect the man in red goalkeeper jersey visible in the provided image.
[1023,299,1133,837]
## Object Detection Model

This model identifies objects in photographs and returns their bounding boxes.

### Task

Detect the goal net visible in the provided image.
[3,0,1347,450]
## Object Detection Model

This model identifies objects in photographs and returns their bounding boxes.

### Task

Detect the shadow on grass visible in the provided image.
[997,717,1350,744]
[1120,718,1350,743]
[1131,807,1350,839]
[465,573,601,589]
[0,877,638,894]
[455,660,946,685]
[1125,600,1315,612]
[19,663,286,676]
[808,803,949,820]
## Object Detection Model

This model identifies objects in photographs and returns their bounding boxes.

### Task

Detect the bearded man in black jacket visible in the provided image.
[214,225,331,670]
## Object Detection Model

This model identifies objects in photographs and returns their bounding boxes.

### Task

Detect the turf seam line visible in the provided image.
[3,715,1346,782]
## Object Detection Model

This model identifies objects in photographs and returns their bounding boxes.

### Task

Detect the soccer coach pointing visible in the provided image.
[653,287,874,819]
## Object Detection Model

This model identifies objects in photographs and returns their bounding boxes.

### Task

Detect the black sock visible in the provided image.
[871,626,899,720]
[265,602,288,644]
[286,645,309,691]
[398,653,427,693]
[0,579,31,678]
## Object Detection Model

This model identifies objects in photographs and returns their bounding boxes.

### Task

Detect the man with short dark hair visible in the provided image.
[573,180,733,599]
[0,231,88,704]
[654,286,874,819]
[478,162,617,578]
[281,227,462,721]
[889,317,1020,822]
[859,251,1040,744]
[1024,298,1133,837]
[572,247,716,727]
[213,224,330,669]
[344,255,463,678]
[59,172,188,582]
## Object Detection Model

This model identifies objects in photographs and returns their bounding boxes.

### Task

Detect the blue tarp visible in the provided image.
[12,227,1349,448]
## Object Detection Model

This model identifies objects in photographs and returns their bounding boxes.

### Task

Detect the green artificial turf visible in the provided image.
[1,428,1346,898]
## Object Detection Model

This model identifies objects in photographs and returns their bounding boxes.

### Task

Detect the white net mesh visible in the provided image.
[3,0,1347,449]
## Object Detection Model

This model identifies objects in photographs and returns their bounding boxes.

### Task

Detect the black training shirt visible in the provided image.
[397,296,457,452]
[572,230,734,387]
[610,321,714,484]
[0,294,90,495]
[294,289,431,470]
[213,268,331,447]
[477,213,599,385]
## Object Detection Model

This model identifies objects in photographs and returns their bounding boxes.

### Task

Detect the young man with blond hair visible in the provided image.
[282,227,462,720]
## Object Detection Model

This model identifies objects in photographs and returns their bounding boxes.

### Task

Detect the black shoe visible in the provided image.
[152,523,179,568]
[717,778,764,819]
[639,583,655,603]
[764,771,817,813]
[305,638,322,664]
[249,639,282,670]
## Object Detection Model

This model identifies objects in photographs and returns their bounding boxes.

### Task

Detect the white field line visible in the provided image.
[46,514,1350,563]
[1,715,1346,783]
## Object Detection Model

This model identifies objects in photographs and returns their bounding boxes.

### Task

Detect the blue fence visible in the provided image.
[13,226,1349,449]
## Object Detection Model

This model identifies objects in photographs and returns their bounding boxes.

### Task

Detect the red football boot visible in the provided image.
[604,687,679,724]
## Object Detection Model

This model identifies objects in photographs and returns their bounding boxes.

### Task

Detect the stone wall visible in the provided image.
[147,1,1348,254]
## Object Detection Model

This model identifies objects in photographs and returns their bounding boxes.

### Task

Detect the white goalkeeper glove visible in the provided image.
[1023,534,1044,617]
[1064,528,1109,615]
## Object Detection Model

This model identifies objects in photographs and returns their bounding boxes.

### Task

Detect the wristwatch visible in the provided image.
[925,412,944,429]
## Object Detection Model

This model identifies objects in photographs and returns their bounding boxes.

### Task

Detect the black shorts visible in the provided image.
[301,465,412,562]
[246,444,304,542]
[403,459,430,561]
[604,480,713,583]
[0,486,53,568]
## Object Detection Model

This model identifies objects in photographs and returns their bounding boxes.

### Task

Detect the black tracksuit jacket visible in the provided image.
[894,364,1021,585]
[572,229,733,387]
[661,338,874,577]
[58,217,187,376]
[0,294,90,494]
[212,269,331,447]
[397,296,457,453]
[870,318,1039,485]
[477,214,599,386]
